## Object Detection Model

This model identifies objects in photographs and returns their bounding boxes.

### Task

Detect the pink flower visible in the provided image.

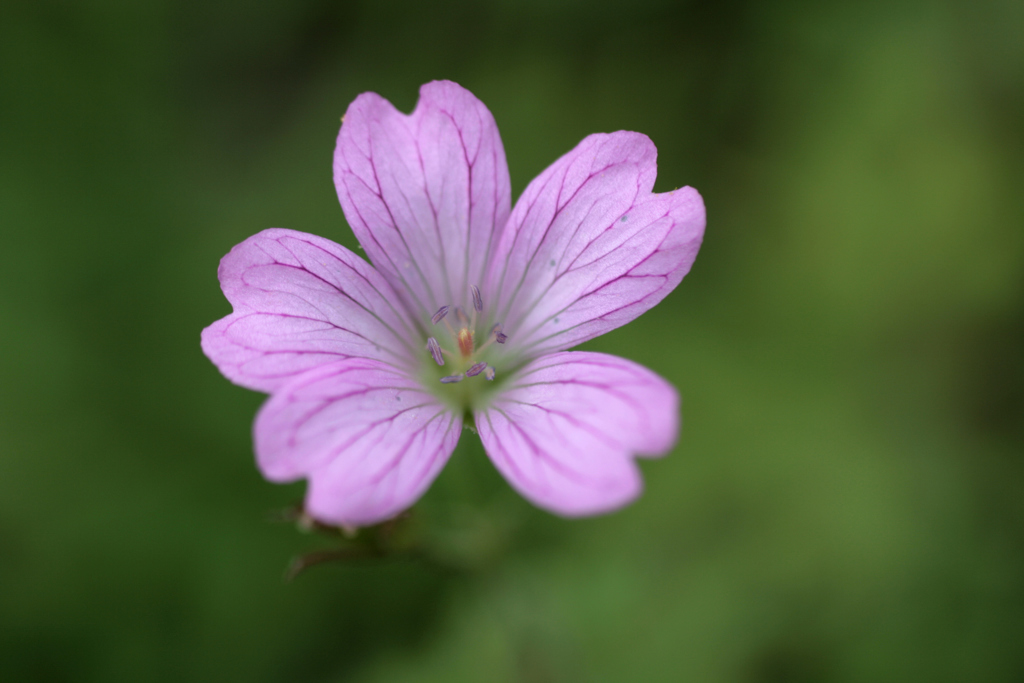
[201,81,705,526]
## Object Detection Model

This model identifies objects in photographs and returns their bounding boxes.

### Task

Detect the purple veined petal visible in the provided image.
[334,80,512,318]
[486,132,705,357]
[255,358,462,527]
[201,228,418,393]
[475,351,678,517]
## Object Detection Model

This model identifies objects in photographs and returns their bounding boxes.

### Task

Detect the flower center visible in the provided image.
[425,285,506,386]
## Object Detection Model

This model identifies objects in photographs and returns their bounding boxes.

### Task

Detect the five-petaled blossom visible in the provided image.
[201,81,705,526]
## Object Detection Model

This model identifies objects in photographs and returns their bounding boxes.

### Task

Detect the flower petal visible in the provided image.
[201,228,417,393]
[475,352,678,516]
[255,358,461,526]
[334,80,512,318]
[487,132,704,357]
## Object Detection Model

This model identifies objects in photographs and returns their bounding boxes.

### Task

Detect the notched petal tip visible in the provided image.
[487,130,706,357]
[201,228,415,393]
[474,351,677,517]
[255,358,462,527]
[333,80,511,319]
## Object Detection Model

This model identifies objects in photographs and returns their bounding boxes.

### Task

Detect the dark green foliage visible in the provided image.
[1,0,1022,680]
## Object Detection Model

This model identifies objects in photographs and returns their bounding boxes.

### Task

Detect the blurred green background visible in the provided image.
[2,0,1023,680]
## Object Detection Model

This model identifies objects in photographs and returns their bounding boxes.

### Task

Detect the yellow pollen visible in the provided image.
[457,328,474,358]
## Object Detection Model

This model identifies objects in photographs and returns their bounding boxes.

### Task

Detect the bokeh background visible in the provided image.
[2,0,1023,680]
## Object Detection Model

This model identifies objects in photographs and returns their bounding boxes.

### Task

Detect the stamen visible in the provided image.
[468,286,481,332]
[426,337,444,366]
[474,323,505,355]
[431,306,450,325]
[442,316,457,339]
[427,289,503,383]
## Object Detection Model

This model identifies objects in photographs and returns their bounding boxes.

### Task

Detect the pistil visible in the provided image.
[457,327,474,358]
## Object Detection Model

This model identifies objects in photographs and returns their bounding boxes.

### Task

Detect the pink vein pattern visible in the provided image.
[202,80,705,525]
[201,229,416,393]
[334,80,511,319]
[486,132,704,359]
[255,358,461,525]
[476,352,678,516]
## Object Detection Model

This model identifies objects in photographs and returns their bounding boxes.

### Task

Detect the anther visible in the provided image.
[471,285,483,312]
[466,362,487,377]
[439,374,464,384]
[491,323,507,344]
[426,337,444,366]
[484,366,496,381]
[454,306,470,326]
[431,306,449,325]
